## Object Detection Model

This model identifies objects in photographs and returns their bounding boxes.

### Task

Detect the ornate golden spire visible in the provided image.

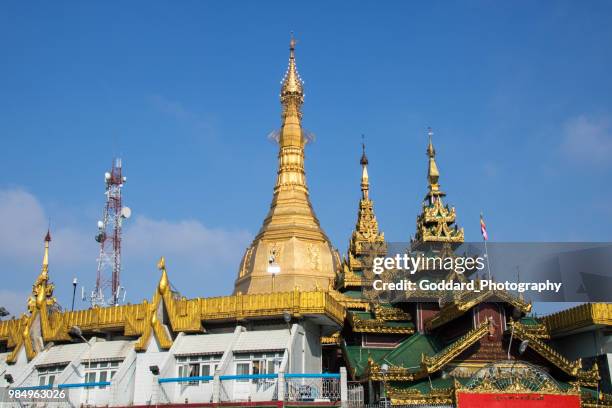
[414,128,464,247]
[426,127,441,197]
[342,139,386,288]
[31,230,55,310]
[234,36,339,294]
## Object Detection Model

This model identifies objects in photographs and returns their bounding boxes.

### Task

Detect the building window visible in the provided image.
[37,364,66,387]
[176,354,221,386]
[85,372,96,388]
[236,363,250,382]
[188,363,200,385]
[83,359,123,389]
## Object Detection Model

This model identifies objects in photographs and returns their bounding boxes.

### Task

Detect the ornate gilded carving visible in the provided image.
[426,285,532,330]
[543,303,612,336]
[307,243,320,271]
[421,319,491,374]
[387,384,454,406]
[508,320,600,386]
[320,331,341,345]
[349,313,414,335]
[373,304,411,321]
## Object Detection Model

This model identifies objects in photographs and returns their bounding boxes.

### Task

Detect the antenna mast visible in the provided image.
[91,158,131,307]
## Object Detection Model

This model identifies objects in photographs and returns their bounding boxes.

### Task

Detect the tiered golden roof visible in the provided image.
[234,36,340,294]
[414,129,464,246]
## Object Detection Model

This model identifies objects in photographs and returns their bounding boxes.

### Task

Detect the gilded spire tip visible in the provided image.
[427,127,435,158]
[360,134,368,166]
[280,34,304,104]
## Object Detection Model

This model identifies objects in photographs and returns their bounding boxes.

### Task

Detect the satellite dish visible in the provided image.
[519,340,529,355]
[97,220,104,229]
[104,172,111,180]
[121,207,132,219]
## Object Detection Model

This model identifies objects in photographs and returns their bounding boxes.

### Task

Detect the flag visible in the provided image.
[480,214,488,241]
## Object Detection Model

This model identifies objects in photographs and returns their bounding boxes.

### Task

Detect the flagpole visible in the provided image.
[481,212,492,281]
[484,238,492,281]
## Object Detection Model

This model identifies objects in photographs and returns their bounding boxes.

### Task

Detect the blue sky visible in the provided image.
[1,1,611,315]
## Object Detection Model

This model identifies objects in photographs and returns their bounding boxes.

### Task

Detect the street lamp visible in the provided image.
[380,363,389,406]
[69,326,92,406]
[283,311,292,374]
[71,278,78,311]
[267,254,281,292]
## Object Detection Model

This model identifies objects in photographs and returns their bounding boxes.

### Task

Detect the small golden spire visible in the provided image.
[157,256,168,294]
[426,127,441,196]
[42,229,51,275]
[360,135,369,200]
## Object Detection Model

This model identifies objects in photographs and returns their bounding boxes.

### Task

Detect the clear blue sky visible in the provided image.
[1,1,611,315]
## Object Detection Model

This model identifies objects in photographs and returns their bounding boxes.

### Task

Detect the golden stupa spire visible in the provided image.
[234,36,339,295]
[414,128,464,247]
[275,34,308,194]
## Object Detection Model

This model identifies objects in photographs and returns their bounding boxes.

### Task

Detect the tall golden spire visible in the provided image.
[414,128,464,247]
[234,36,339,295]
[275,34,307,194]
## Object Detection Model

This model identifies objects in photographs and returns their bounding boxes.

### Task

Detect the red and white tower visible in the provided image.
[91,158,130,307]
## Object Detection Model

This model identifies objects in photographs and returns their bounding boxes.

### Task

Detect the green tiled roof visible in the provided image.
[343,344,390,377]
[342,290,364,299]
[519,316,541,326]
[383,333,442,370]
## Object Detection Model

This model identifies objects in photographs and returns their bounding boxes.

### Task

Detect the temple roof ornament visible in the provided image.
[234,35,339,294]
[414,128,464,247]
[340,139,387,289]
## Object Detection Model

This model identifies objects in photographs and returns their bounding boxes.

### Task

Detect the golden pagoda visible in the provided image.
[234,37,340,294]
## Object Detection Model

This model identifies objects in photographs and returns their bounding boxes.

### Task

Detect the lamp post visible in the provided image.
[70,326,91,406]
[71,278,78,311]
[267,256,280,292]
[380,363,389,406]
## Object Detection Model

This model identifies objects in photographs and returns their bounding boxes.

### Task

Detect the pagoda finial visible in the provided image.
[426,127,441,195]
[280,33,304,114]
[360,134,368,166]
[360,135,369,199]
[42,229,51,274]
